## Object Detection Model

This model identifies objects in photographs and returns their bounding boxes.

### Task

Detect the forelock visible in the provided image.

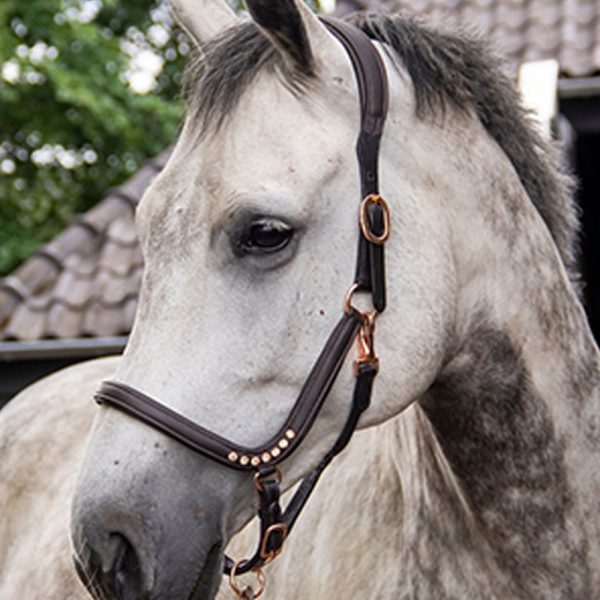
[183,21,309,134]
[183,12,579,282]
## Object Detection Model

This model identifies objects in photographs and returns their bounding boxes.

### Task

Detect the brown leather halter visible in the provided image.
[95,17,390,598]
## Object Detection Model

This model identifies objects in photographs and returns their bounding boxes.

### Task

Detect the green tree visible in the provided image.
[0,0,188,275]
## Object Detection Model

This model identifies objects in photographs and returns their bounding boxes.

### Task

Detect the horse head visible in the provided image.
[71,1,454,597]
[72,0,589,598]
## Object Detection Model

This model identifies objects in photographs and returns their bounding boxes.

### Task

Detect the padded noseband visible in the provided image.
[95,17,390,587]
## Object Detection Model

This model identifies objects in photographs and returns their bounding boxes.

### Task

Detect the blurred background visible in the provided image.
[0,0,188,276]
[0,0,598,405]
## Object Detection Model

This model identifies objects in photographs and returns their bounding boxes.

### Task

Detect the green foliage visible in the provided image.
[0,0,324,276]
[0,0,188,275]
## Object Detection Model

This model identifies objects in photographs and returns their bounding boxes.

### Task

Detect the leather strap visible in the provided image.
[223,20,387,575]
[322,17,389,312]
[94,17,389,580]
[223,361,377,575]
[96,310,362,470]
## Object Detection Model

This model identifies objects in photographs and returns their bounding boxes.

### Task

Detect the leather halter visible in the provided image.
[95,17,389,595]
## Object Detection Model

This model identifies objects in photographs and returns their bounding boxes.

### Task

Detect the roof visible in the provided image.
[336,0,600,77]
[1,0,598,344]
[0,152,168,342]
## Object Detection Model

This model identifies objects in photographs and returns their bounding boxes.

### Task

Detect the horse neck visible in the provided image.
[416,117,600,596]
[265,406,515,598]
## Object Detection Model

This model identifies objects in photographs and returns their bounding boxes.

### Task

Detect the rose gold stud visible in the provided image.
[285,429,296,440]
[228,451,239,462]
[251,456,261,467]
[240,455,249,466]
[278,439,289,449]
[271,447,281,458]
[261,452,271,463]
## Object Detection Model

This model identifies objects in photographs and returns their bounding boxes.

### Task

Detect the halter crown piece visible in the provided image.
[95,18,390,599]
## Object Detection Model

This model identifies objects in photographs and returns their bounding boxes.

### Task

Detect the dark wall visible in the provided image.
[577,133,600,340]
[562,96,600,341]
[0,357,90,410]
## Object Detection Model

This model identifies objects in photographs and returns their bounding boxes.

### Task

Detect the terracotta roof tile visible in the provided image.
[81,303,130,338]
[42,223,98,268]
[108,215,139,246]
[53,270,94,309]
[5,254,61,299]
[114,159,166,205]
[0,276,31,301]
[123,297,138,329]
[0,292,18,332]
[77,195,133,234]
[45,303,84,339]
[92,267,142,306]
[63,254,98,278]
[0,151,168,341]
[338,0,600,76]
[27,290,54,312]
[97,241,139,278]
[4,304,46,341]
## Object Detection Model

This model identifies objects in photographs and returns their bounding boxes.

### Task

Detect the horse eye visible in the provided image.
[236,219,294,255]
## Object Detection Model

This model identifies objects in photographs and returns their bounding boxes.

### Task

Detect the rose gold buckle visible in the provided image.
[259,522,289,564]
[359,194,391,245]
[253,467,282,493]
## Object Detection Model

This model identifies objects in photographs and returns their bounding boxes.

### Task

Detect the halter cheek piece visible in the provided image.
[95,18,389,598]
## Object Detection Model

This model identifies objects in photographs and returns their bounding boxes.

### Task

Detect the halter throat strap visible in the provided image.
[94,17,389,585]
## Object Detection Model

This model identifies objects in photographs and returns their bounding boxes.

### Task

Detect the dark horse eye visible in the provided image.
[237,219,293,255]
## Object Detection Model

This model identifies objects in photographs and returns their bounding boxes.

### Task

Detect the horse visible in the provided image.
[1,357,454,600]
[0,358,116,599]
[0,355,254,599]
[4,0,599,597]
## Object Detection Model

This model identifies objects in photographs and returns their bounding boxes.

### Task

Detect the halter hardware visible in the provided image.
[251,469,288,564]
[259,523,289,563]
[228,469,288,598]
[355,310,379,375]
[229,561,265,599]
[253,467,282,492]
[360,194,391,245]
[93,17,390,599]
[344,283,380,375]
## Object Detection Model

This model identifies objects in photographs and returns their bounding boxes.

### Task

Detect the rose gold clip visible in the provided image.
[354,310,379,375]
[343,284,380,374]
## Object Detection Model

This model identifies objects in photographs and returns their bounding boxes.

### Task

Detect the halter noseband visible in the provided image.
[95,18,390,598]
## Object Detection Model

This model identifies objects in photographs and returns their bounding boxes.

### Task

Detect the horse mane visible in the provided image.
[183,12,579,281]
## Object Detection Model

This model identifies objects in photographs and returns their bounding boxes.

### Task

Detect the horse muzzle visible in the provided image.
[71,498,226,600]
[70,413,238,600]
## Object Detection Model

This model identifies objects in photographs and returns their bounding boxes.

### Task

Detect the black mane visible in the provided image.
[183,12,579,280]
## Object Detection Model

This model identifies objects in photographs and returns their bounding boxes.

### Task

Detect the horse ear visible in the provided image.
[169,0,237,47]
[245,0,344,75]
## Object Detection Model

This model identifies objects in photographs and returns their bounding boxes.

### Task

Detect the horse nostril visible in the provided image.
[74,532,143,600]
[112,533,142,600]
